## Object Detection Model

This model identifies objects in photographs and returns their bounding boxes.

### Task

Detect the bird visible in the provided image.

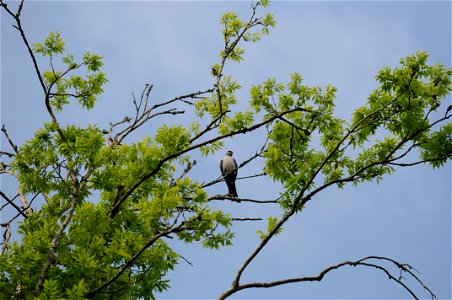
[220,150,238,198]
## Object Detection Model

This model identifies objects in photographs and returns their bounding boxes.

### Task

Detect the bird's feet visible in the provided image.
[226,194,241,202]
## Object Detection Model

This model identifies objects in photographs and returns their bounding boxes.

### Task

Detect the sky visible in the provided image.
[1,1,451,299]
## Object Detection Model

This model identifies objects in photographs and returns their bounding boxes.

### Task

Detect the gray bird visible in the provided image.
[220,150,238,197]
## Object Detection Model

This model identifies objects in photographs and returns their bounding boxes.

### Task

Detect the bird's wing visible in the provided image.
[232,158,238,177]
[220,159,224,175]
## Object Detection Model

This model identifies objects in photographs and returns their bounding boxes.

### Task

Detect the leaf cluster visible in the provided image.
[33,32,108,111]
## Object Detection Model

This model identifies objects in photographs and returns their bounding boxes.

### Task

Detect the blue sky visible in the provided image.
[1,1,451,299]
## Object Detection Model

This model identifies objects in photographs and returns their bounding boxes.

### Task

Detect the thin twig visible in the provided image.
[208,195,278,204]
[1,125,18,153]
[231,217,263,222]
[175,160,197,182]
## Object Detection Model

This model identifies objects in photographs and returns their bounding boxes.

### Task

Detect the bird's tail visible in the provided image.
[226,180,238,198]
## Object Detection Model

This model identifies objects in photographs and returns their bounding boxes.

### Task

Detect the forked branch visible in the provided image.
[219,256,438,300]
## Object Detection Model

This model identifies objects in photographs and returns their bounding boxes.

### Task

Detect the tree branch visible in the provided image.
[85,221,189,298]
[0,191,28,219]
[208,194,278,204]
[109,107,306,219]
[225,73,444,291]
[114,87,213,144]
[219,256,437,300]
[231,217,263,222]
[1,125,18,153]
[0,223,11,254]
[34,178,80,296]
[3,3,68,143]
[202,140,267,188]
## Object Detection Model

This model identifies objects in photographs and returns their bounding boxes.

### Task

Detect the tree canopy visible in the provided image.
[0,1,451,299]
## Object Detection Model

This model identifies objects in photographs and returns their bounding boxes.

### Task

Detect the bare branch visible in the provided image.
[19,193,32,216]
[388,156,451,167]
[178,254,193,267]
[2,3,68,143]
[219,256,437,300]
[0,151,14,158]
[208,194,278,204]
[231,217,263,222]
[114,87,213,144]
[0,191,28,219]
[174,159,197,182]
[0,0,16,18]
[1,125,18,153]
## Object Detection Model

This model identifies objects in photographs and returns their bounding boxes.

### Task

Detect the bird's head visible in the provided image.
[226,150,233,156]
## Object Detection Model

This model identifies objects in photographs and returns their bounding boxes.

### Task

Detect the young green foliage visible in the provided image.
[1,1,450,299]
[33,32,108,111]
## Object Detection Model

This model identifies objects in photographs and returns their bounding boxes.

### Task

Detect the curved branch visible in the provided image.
[219,256,437,300]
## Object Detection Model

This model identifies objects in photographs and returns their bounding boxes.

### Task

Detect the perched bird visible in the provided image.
[220,150,238,197]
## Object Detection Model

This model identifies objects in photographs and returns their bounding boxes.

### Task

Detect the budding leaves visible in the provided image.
[32,31,65,56]
[220,3,275,64]
[33,32,108,112]
[258,53,451,211]
[256,216,283,240]
[82,51,104,72]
